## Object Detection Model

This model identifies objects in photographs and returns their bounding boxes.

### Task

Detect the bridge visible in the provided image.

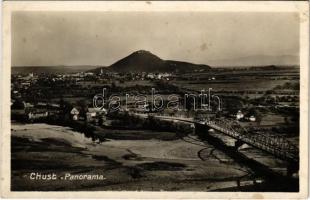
[202,119,299,163]
[131,113,299,165]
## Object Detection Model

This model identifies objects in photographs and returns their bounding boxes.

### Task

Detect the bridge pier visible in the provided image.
[234,140,245,151]
[194,122,209,138]
[286,162,299,177]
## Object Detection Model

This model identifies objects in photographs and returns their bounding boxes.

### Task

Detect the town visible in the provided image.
[11,52,300,192]
[11,64,300,191]
[12,65,299,126]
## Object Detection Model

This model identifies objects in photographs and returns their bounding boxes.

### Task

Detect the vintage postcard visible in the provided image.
[1,1,309,199]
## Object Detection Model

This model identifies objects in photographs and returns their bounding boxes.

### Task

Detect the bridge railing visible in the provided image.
[206,119,299,162]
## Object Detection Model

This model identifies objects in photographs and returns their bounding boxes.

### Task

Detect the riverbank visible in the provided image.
[11,122,253,191]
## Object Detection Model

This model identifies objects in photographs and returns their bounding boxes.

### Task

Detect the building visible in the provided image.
[135,104,150,113]
[236,110,244,120]
[37,102,48,108]
[70,107,80,121]
[86,108,97,122]
[86,107,107,123]
[28,110,48,120]
[249,115,256,122]
[11,101,34,119]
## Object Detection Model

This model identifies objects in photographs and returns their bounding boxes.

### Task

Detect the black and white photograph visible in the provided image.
[1,1,309,198]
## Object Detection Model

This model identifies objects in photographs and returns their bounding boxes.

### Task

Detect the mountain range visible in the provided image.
[12,50,298,74]
[11,66,99,74]
[208,55,299,67]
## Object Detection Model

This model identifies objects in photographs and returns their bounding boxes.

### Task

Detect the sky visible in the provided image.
[12,11,299,67]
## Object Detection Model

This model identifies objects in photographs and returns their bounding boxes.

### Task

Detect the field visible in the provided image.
[172,79,298,92]
[171,68,299,92]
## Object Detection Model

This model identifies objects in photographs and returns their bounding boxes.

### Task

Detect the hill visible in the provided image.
[92,50,211,73]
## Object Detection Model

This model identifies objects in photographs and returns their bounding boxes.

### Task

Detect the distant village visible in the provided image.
[11,70,173,121]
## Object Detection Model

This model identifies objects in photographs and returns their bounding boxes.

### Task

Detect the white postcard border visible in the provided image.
[1,1,309,199]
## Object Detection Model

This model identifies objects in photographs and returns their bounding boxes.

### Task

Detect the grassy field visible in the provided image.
[171,79,299,92]
[172,68,299,92]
